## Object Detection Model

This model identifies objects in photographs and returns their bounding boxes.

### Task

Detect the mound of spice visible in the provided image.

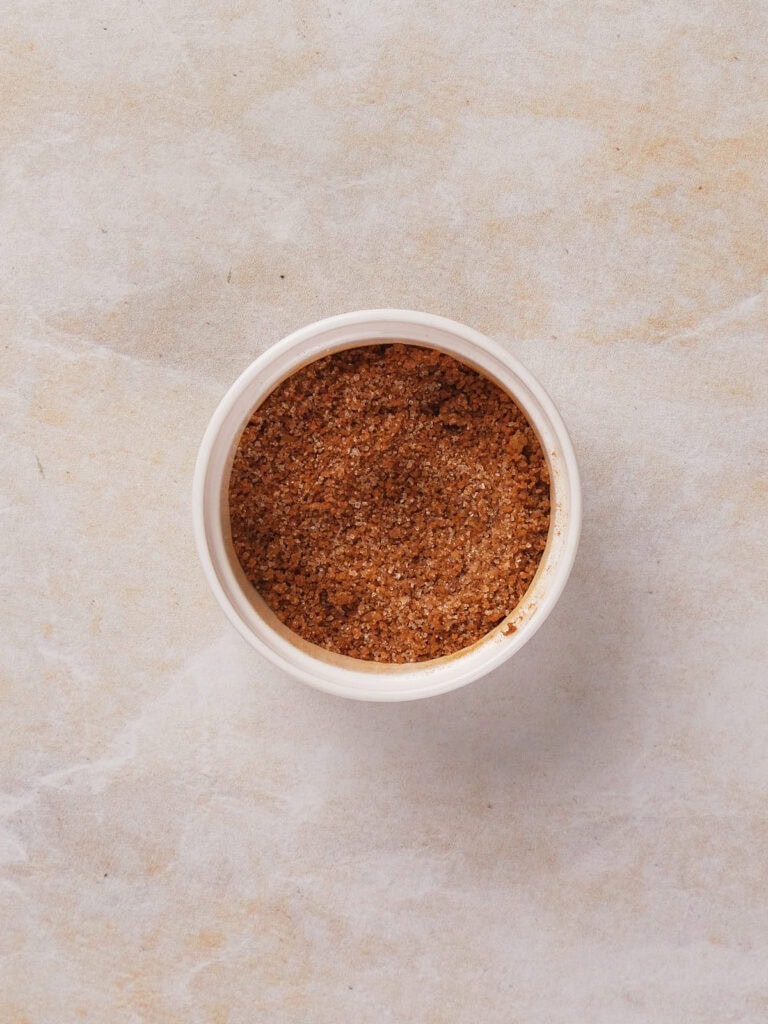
[228,343,550,663]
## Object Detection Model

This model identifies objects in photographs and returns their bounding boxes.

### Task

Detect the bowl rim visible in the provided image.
[193,309,582,700]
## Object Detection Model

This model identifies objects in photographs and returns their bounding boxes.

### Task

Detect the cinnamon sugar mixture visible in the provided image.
[228,343,550,663]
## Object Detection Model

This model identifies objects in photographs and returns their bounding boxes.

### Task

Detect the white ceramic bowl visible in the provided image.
[193,310,581,701]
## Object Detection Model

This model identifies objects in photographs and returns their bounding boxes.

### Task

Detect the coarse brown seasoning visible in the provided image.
[228,343,550,663]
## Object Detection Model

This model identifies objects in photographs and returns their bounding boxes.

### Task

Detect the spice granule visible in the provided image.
[228,343,550,662]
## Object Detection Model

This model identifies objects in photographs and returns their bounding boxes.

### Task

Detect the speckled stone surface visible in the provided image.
[2,2,767,1021]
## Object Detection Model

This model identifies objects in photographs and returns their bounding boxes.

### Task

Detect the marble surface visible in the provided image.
[2,1,767,1020]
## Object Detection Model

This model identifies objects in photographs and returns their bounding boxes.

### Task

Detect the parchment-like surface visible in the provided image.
[2,2,767,1020]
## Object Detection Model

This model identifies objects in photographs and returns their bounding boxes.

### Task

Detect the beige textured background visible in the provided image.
[2,1,768,1021]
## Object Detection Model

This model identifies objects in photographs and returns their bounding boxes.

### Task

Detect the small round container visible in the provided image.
[193,310,581,701]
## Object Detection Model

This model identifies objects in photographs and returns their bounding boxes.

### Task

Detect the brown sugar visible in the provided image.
[228,343,550,663]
